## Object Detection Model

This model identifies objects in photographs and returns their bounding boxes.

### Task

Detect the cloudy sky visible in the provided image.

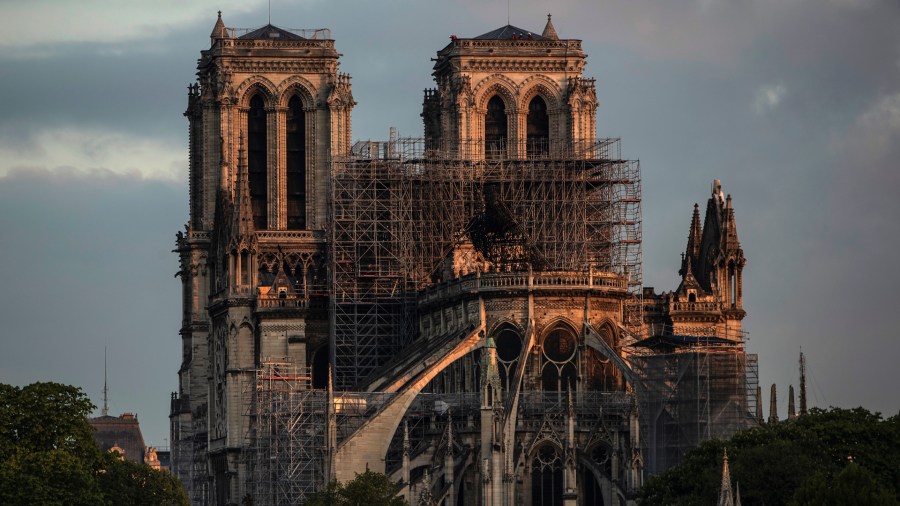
[1,0,898,446]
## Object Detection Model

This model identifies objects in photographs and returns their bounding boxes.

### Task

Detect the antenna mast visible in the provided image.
[102,346,109,417]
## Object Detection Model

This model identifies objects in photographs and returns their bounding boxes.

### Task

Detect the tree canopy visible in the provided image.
[638,407,900,505]
[305,469,408,506]
[0,382,188,506]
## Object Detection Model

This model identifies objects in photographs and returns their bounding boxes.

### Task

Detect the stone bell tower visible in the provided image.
[422,15,597,157]
[172,12,353,505]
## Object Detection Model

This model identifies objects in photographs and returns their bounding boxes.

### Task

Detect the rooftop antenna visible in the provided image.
[507,0,510,25]
[268,0,271,25]
[102,346,109,417]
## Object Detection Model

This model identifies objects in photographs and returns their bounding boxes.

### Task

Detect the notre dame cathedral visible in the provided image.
[170,12,758,506]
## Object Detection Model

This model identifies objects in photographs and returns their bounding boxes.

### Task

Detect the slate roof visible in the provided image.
[239,24,305,40]
[474,25,548,40]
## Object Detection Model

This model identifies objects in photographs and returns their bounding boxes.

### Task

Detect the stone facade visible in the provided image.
[171,13,754,506]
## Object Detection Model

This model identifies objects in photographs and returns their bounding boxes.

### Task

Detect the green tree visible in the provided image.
[0,382,189,506]
[791,463,899,506]
[0,449,104,506]
[0,382,101,462]
[306,470,408,506]
[98,456,190,506]
[638,407,900,506]
[0,382,106,505]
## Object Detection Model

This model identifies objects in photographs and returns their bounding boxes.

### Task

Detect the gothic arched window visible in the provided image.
[531,444,564,506]
[494,326,523,391]
[286,95,306,230]
[527,96,549,156]
[485,95,507,159]
[247,94,268,229]
[542,325,579,393]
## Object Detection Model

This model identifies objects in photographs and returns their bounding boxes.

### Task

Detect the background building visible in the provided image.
[171,13,757,506]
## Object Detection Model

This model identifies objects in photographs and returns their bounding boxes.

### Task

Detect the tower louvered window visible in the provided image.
[485,95,507,159]
[286,95,306,230]
[247,94,268,229]
[527,96,549,156]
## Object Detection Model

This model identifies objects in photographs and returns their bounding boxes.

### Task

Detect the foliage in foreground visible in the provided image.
[0,382,189,506]
[638,407,900,506]
[305,469,408,506]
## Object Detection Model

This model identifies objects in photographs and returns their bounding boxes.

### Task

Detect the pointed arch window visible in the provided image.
[542,326,578,393]
[286,95,306,230]
[531,444,564,506]
[527,96,549,156]
[247,94,268,229]
[485,95,507,159]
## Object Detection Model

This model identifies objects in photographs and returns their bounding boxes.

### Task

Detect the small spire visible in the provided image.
[232,131,256,242]
[681,203,702,277]
[211,11,227,40]
[542,13,559,40]
[723,194,741,252]
[788,385,796,419]
[768,384,779,424]
[718,448,735,506]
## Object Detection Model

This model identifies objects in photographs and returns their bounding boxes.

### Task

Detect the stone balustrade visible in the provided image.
[257,295,309,309]
[672,301,721,313]
[419,270,626,305]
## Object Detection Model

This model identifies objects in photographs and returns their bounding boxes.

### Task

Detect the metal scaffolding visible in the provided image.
[330,138,643,389]
[631,347,759,475]
[244,360,327,506]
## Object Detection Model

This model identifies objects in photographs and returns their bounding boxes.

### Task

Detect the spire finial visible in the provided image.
[211,11,227,40]
[542,12,559,40]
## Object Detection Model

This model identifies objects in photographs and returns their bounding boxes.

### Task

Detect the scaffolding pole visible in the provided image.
[330,138,643,389]
[244,359,327,506]
[632,349,759,475]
